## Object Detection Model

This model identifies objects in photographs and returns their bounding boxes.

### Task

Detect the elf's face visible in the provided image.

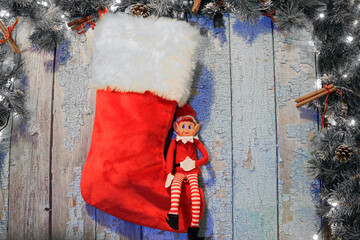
[174,121,200,137]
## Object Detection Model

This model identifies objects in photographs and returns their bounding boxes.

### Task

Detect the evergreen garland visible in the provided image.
[306,1,360,239]
[58,0,109,19]
[0,46,24,131]
[0,0,65,51]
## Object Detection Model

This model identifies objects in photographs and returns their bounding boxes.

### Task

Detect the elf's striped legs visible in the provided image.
[187,173,201,227]
[169,173,186,214]
[168,172,201,228]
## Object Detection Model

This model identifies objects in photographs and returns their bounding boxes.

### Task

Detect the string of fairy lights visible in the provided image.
[310,2,360,238]
[314,8,358,128]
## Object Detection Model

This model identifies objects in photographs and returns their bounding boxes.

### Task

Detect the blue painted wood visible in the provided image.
[1,14,321,240]
[273,29,320,240]
[0,118,11,240]
[0,43,15,240]
[189,15,233,240]
[141,15,233,240]
[230,16,278,240]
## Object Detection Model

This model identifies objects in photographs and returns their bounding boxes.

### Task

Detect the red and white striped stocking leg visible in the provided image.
[187,173,201,227]
[169,173,186,215]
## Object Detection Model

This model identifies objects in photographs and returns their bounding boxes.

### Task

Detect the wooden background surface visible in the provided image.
[0,15,320,240]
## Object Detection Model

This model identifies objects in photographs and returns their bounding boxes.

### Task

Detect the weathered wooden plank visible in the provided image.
[141,15,233,240]
[95,210,141,240]
[230,16,278,239]
[51,30,142,239]
[8,20,53,239]
[51,31,97,240]
[191,16,233,240]
[0,117,12,240]
[0,42,16,240]
[273,28,319,240]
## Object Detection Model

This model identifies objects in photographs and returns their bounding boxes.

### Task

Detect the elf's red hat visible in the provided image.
[175,103,197,123]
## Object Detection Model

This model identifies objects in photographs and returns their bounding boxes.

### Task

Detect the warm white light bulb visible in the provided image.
[343,74,348,78]
[319,13,325,19]
[315,79,322,89]
[350,119,356,126]
[42,1,48,6]
[354,20,359,26]
[331,202,338,207]
[0,10,9,17]
[347,35,354,43]
[313,234,319,240]
[110,5,117,12]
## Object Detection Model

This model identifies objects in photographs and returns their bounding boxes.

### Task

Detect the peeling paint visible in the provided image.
[275,28,319,239]
[0,145,9,190]
[189,15,227,44]
[66,167,84,239]
[142,228,187,240]
[0,192,8,240]
[286,122,314,144]
[190,66,215,129]
[57,43,92,152]
[277,71,312,109]
[231,16,277,240]
[281,147,318,239]
[188,15,233,240]
[0,121,11,240]
[290,63,301,73]
[232,16,272,44]
[96,213,141,240]
[214,186,226,199]
[0,118,11,190]
[242,147,255,171]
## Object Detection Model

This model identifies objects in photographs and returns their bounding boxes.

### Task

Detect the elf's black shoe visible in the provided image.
[187,227,204,240]
[165,213,179,230]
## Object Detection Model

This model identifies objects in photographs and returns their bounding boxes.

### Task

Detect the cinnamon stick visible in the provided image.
[295,84,335,103]
[67,18,87,28]
[0,19,20,54]
[296,87,337,108]
[192,0,202,14]
[71,24,81,31]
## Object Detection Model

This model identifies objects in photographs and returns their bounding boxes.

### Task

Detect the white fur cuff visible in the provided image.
[92,14,200,106]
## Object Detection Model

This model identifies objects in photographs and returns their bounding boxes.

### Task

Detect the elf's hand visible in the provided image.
[180,157,196,171]
[165,173,174,188]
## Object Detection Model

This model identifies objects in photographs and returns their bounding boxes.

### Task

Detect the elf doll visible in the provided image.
[165,104,209,240]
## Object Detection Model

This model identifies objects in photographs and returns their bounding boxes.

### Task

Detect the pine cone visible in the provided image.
[335,145,353,162]
[130,4,150,18]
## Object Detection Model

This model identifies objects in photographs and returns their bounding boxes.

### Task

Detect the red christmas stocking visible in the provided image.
[80,14,202,232]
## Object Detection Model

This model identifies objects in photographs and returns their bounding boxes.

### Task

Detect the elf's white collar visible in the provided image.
[175,134,199,144]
